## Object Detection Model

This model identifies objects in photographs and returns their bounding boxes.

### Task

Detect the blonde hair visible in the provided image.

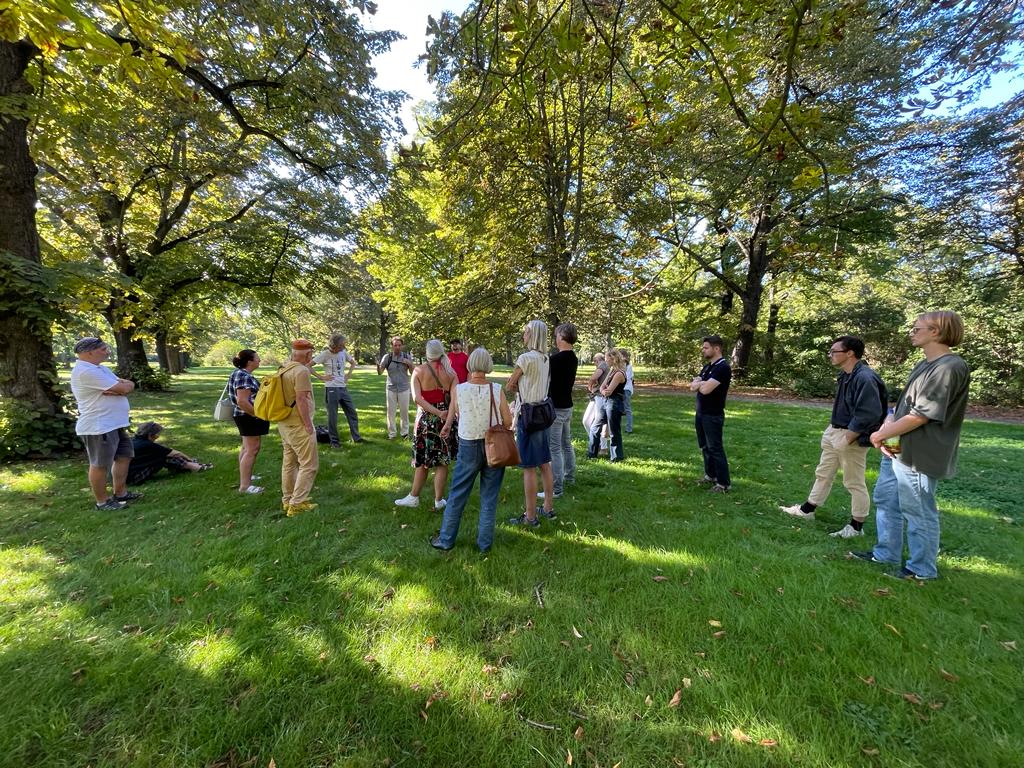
[425,338,456,378]
[329,334,346,353]
[523,319,548,353]
[606,348,626,371]
[468,346,494,374]
[918,311,964,347]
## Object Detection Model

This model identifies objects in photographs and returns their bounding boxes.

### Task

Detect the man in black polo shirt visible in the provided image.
[688,335,732,492]
[780,335,886,538]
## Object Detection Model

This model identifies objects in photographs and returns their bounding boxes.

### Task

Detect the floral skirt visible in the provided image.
[412,410,458,468]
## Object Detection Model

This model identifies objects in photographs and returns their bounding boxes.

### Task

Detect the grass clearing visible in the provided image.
[1,367,1022,767]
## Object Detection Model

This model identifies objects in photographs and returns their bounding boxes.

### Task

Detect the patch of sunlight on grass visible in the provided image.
[180,632,242,676]
[577,535,707,570]
[351,473,404,492]
[950,557,1022,580]
[0,469,57,494]
[943,503,1012,522]
[0,546,59,609]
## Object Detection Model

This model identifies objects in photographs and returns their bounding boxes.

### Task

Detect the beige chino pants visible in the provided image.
[278,421,319,506]
[807,425,871,520]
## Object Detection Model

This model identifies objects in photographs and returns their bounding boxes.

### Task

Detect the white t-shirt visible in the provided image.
[457,382,502,440]
[313,349,352,387]
[71,361,130,435]
[515,350,550,404]
[625,363,635,394]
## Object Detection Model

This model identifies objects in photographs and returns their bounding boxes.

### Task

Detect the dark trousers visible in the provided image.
[325,387,361,444]
[127,454,190,486]
[695,413,730,487]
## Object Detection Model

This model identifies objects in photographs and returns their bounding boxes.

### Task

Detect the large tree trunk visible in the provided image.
[764,293,780,378]
[731,237,771,379]
[154,330,183,374]
[0,41,72,439]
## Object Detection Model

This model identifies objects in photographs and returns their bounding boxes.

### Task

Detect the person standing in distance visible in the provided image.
[70,337,141,510]
[688,335,732,493]
[377,336,415,439]
[448,339,470,384]
[780,336,886,538]
[850,311,970,580]
[313,333,362,446]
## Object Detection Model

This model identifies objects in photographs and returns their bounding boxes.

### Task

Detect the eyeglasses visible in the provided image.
[909,326,928,335]
[827,348,848,356]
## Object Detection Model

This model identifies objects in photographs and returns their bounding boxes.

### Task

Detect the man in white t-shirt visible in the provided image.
[70,337,139,510]
[312,334,362,446]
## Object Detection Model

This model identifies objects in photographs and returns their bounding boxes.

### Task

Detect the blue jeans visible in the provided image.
[436,438,506,552]
[695,413,729,487]
[325,387,360,444]
[548,407,575,494]
[624,390,633,432]
[588,395,624,461]
[872,456,941,578]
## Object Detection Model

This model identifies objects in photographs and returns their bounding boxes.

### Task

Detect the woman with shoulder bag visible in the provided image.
[430,347,514,553]
[587,348,627,462]
[394,339,459,510]
[506,319,556,527]
[228,349,270,494]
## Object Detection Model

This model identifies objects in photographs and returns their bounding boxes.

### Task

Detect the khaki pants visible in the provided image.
[278,421,319,506]
[386,388,410,438]
[808,425,870,519]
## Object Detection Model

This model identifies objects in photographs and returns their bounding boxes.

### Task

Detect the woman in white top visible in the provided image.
[505,319,556,527]
[431,347,513,553]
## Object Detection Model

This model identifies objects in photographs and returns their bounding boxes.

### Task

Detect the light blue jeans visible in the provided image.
[548,407,575,494]
[436,438,506,552]
[624,390,633,432]
[872,455,941,578]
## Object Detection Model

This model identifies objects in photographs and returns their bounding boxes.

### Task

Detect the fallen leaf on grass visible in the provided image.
[482,664,498,675]
[363,654,377,664]
[652,575,668,582]
[572,625,584,639]
[574,725,584,741]
[172,596,185,604]
[644,694,653,706]
[859,675,876,686]
[419,710,428,721]
[560,640,571,648]
[624,672,634,686]
[71,667,86,682]
[682,677,692,689]
[902,692,923,705]
[382,587,396,601]
[939,668,960,682]
[884,624,902,637]
[708,731,721,743]
[498,692,512,704]
[1000,640,1017,651]
[268,759,276,768]
[759,739,778,748]
[424,636,438,649]
[708,619,722,627]
[668,689,682,707]
[712,630,727,639]
[929,701,945,710]
[862,747,880,756]
[730,727,753,744]
[873,588,892,597]
[565,749,573,765]
[318,651,328,661]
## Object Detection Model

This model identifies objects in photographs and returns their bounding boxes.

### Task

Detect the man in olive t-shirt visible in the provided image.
[850,311,970,580]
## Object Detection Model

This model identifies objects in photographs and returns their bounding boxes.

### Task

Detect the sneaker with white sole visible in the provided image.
[829,523,864,539]
[780,504,814,520]
[536,491,563,500]
[434,498,447,511]
[240,485,264,495]
[395,494,420,508]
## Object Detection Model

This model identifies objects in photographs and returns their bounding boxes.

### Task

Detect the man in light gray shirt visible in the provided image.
[377,335,414,439]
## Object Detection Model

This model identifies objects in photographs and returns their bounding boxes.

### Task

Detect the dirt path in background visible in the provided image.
[630,382,1024,425]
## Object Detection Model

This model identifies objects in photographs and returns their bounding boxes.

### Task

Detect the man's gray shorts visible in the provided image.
[82,428,134,467]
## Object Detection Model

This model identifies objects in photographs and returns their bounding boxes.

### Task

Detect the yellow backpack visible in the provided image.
[253,362,299,422]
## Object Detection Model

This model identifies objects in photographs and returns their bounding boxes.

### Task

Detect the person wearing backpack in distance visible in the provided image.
[257,339,319,517]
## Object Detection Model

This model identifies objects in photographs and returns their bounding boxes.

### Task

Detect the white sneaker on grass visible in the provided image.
[829,523,864,539]
[395,494,420,508]
[780,504,814,520]
[434,498,447,511]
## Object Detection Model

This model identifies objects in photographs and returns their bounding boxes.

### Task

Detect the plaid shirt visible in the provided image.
[228,369,260,417]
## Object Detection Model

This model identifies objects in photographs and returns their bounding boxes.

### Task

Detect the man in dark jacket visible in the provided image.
[780,335,886,538]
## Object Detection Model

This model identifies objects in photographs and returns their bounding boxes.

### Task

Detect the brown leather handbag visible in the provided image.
[485,383,520,467]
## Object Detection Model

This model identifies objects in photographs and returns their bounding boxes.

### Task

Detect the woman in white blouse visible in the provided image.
[431,347,513,553]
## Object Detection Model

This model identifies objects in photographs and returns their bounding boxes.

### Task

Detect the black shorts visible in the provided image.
[234,412,270,437]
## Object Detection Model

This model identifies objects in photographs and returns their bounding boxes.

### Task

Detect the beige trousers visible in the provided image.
[807,425,870,520]
[278,421,319,505]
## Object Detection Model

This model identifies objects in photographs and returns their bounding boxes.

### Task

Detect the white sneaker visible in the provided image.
[829,523,864,539]
[395,494,420,508]
[240,485,264,495]
[434,498,447,511]
[780,504,815,520]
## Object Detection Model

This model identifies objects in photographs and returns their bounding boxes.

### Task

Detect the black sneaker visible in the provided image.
[508,513,541,528]
[885,566,934,581]
[429,535,453,552]
[113,491,143,503]
[848,550,885,563]
[709,484,730,493]
[95,498,127,511]
[696,475,716,487]
[536,505,557,520]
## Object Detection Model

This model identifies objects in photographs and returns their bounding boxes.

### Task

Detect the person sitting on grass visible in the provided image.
[431,347,513,553]
[127,422,212,485]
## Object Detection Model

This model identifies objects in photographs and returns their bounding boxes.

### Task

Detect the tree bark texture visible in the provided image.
[0,40,68,419]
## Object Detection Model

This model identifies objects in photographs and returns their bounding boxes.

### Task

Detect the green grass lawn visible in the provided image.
[1,367,1021,767]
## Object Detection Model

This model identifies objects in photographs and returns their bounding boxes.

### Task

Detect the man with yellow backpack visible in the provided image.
[255,339,319,517]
